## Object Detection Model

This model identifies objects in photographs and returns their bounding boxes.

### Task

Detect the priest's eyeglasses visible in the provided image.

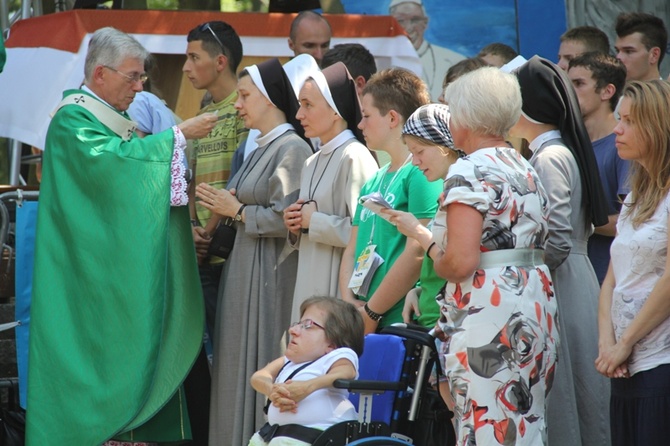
[103,65,148,85]
[289,319,325,331]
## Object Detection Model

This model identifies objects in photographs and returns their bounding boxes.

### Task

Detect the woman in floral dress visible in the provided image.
[389,67,559,445]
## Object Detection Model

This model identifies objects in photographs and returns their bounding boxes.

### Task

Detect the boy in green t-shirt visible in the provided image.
[340,68,442,332]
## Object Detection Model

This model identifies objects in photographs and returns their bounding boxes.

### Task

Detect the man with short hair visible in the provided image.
[568,52,630,285]
[615,12,668,81]
[183,21,248,334]
[288,10,332,67]
[389,0,465,100]
[322,43,377,96]
[557,25,611,71]
[477,42,518,67]
[182,22,247,445]
[26,26,217,445]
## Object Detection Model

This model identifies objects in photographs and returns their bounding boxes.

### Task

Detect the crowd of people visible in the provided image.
[18,4,670,446]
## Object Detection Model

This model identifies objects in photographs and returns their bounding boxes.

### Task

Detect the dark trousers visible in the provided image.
[183,346,211,445]
[182,263,222,445]
[199,262,224,337]
[610,363,670,446]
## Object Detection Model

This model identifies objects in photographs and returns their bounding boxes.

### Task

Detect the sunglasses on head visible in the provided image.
[198,22,226,54]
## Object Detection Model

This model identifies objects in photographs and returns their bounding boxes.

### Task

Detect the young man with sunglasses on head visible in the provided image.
[182,20,248,445]
[183,21,247,340]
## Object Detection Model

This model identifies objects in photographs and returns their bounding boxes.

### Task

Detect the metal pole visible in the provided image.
[32,0,42,16]
[9,139,23,186]
[21,0,31,20]
[0,0,9,33]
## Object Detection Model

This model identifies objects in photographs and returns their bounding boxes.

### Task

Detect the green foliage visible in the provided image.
[146,0,265,11]
[148,0,178,9]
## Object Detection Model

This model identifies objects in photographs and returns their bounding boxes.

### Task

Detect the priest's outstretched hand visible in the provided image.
[177,112,218,140]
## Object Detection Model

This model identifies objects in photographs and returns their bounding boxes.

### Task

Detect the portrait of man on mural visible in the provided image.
[389,0,466,100]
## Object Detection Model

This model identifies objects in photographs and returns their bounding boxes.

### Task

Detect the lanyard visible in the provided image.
[262,359,316,414]
[307,150,336,200]
[367,154,412,244]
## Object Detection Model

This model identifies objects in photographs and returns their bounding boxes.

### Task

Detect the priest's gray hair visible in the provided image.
[84,27,150,82]
[444,67,522,138]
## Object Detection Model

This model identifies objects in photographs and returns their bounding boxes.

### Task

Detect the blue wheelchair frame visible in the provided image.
[311,325,455,445]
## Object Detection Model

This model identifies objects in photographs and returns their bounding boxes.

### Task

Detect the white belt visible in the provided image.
[478,248,544,269]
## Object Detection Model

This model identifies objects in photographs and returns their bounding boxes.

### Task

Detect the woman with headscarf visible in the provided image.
[382,103,457,329]
[196,56,314,445]
[283,62,378,322]
[511,56,610,446]
[386,69,558,445]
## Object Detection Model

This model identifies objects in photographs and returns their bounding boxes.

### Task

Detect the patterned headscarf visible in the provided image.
[402,103,462,155]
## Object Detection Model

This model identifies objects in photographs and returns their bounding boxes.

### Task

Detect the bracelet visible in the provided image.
[190,219,199,227]
[427,241,437,257]
[364,303,383,322]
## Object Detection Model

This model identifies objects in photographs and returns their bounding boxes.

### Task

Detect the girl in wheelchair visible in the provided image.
[249,297,365,445]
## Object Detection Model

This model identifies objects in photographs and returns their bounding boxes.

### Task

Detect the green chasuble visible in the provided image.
[0,34,5,73]
[26,89,204,445]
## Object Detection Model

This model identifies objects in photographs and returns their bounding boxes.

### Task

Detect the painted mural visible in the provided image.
[340,0,518,99]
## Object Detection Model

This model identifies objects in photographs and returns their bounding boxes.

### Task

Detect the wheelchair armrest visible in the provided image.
[381,324,436,346]
[333,379,406,393]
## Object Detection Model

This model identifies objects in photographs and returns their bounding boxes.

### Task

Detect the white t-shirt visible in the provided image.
[610,191,670,375]
[268,348,359,430]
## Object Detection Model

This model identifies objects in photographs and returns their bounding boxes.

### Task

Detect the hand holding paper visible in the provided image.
[359,192,394,222]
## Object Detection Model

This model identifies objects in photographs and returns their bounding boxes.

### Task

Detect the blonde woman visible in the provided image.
[596,80,670,446]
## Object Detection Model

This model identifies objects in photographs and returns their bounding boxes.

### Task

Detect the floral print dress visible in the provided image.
[437,147,559,445]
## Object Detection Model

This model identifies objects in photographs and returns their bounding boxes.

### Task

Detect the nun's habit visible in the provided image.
[208,57,313,446]
[288,61,379,322]
[240,54,320,161]
[515,56,611,446]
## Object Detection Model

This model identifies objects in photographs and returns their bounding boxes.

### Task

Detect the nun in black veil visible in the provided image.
[196,56,314,445]
[510,55,611,446]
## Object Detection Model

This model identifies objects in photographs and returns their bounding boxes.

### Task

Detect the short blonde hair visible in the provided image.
[444,67,521,137]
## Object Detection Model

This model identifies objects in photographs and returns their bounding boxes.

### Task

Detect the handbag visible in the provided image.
[207,218,237,260]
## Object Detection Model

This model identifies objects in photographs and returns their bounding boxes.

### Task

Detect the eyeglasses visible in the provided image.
[199,22,226,54]
[103,65,148,84]
[289,319,325,331]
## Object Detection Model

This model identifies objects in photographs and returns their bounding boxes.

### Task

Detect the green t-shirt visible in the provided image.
[416,253,444,328]
[352,162,442,327]
[193,90,248,227]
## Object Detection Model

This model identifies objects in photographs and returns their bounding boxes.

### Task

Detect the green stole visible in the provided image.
[0,34,6,73]
[26,89,204,445]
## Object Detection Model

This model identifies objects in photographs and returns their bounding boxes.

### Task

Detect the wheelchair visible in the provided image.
[310,324,456,446]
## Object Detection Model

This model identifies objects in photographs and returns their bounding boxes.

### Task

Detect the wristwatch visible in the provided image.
[234,204,247,222]
[364,303,383,323]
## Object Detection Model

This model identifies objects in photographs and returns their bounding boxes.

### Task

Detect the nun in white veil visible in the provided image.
[196,55,315,446]
[284,61,379,322]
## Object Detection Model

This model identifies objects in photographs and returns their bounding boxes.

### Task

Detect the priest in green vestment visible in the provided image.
[26,27,218,445]
[0,34,6,73]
